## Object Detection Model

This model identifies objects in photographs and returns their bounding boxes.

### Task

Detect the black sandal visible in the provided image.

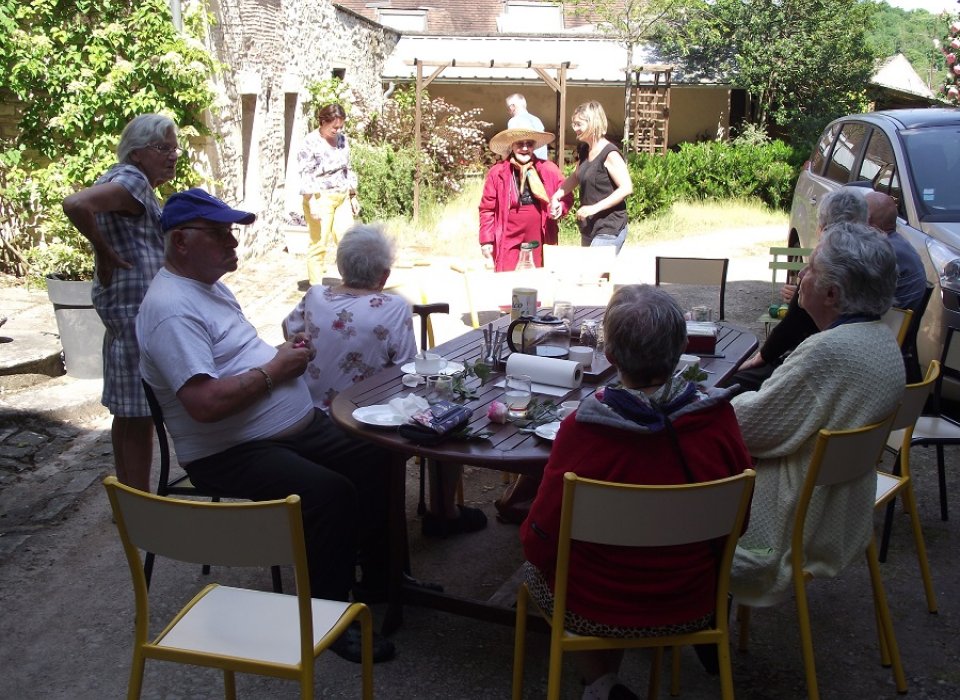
[421,505,488,537]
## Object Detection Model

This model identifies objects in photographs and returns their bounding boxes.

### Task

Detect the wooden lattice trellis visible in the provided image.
[628,64,672,156]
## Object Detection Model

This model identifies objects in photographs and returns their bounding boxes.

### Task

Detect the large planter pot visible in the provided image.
[45,277,105,379]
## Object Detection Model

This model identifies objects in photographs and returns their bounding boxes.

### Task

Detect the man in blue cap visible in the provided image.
[135,188,394,663]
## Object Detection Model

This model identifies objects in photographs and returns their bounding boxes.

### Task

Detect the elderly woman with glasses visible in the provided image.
[62,113,182,493]
[730,222,905,607]
[479,128,572,272]
[520,285,752,700]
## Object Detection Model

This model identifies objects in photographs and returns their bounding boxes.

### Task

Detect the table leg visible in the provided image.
[382,452,410,635]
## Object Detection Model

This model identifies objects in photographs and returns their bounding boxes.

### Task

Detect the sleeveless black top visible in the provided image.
[575,141,628,239]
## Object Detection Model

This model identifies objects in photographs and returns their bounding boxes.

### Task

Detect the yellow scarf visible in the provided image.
[511,159,550,205]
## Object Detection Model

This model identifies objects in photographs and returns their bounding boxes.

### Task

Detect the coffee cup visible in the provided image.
[567,345,593,367]
[558,400,580,419]
[415,352,447,375]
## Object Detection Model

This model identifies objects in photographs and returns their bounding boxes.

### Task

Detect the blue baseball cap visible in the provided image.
[161,188,256,232]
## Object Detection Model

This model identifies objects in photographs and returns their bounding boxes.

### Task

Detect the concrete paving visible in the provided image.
[1,229,958,699]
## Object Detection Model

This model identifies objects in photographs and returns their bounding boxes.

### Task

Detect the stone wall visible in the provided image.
[199,0,398,257]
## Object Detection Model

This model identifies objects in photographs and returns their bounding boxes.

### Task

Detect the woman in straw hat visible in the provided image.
[550,101,633,253]
[479,128,572,272]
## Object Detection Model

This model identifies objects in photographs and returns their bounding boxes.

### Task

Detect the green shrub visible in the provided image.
[351,141,421,222]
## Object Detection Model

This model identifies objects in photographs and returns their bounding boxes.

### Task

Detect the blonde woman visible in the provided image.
[550,101,633,253]
[298,103,360,284]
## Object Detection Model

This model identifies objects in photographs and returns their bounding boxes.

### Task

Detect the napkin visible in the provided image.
[388,393,429,420]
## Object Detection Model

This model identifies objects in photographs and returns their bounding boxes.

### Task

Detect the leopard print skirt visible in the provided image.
[522,562,713,638]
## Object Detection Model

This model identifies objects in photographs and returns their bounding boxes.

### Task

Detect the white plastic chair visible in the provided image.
[104,477,373,700]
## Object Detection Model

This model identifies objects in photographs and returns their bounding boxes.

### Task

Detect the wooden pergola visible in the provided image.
[407,58,576,221]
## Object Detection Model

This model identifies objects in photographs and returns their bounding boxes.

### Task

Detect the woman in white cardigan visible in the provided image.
[730,222,904,606]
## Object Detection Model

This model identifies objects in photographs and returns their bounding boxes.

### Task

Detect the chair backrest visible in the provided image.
[892,360,940,435]
[792,414,896,569]
[411,302,450,351]
[450,264,555,328]
[655,256,729,320]
[105,477,303,570]
[768,246,813,287]
[932,325,960,411]
[141,379,178,496]
[881,307,913,346]
[552,469,755,623]
[543,245,616,285]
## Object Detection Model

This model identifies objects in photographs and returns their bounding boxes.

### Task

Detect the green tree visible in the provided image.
[563,1,687,145]
[0,0,217,276]
[662,0,879,147]
[866,2,945,87]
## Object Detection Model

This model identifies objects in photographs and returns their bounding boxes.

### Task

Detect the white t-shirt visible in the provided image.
[136,268,312,463]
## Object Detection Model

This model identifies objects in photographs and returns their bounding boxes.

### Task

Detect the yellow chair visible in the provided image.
[512,469,756,700]
[103,477,373,700]
[655,256,729,320]
[758,246,813,335]
[881,306,913,346]
[876,361,939,613]
[738,415,907,700]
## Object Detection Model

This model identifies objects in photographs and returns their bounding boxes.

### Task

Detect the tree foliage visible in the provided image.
[0,0,217,277]
[866,2,946,85]
[661,0,879,148]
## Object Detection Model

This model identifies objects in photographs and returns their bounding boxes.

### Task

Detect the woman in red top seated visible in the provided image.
[520,284,752,700]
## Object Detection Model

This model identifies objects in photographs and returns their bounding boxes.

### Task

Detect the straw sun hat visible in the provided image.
[488,128,555,158]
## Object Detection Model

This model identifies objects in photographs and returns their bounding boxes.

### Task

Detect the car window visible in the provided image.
[903,126,960,220]
[810,122,840,175]
[824,122,868,184]
[858,129,903,209]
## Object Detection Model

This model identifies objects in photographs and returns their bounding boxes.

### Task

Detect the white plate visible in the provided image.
[352,405,405,428]
[399,361,465,376]
[534,421,562,441]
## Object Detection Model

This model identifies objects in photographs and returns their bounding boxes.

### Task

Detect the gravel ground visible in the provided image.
[1,229,957,699]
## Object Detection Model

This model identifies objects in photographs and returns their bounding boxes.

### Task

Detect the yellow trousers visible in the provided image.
[303,191,353,284]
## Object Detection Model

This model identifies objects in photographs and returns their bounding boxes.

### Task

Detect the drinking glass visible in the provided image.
[579,319,600,348]
[504,374,533,419]
[425,374,453,404]
[553,301,575,329]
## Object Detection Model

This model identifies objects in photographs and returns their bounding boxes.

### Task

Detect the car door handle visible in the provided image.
[808,196,818,205]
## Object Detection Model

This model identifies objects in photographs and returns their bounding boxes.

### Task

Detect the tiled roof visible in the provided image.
[335,1,626,35]
[871,53,935,99]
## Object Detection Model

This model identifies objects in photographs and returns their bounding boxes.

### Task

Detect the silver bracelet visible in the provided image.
[252,366,273,393]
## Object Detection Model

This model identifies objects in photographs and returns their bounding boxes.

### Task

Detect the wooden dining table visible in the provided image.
[330,307,758,633]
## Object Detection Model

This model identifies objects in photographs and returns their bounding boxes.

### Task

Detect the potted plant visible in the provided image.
[24,224,105,379]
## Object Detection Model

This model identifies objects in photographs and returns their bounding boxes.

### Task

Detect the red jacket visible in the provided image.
[520,392,751,627]
[478,157,571,264]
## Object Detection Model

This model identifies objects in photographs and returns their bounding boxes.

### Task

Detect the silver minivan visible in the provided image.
[789,108,960,375]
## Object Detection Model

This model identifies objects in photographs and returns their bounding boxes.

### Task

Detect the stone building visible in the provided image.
[197,0,398,255]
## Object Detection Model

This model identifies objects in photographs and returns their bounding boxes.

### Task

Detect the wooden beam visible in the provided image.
[405,60,577,70]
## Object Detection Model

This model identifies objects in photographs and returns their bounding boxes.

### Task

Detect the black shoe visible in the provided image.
[693,643,720,675]
[329,624,395,664]
[422,505,488,537]
[609,684,639,700]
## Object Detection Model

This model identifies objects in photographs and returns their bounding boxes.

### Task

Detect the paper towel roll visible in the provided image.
[505,353,583,389]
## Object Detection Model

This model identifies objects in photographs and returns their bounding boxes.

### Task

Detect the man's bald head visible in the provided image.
[866,191,898,235]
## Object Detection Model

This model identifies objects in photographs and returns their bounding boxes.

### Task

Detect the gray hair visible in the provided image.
[812,222,897,316]
[603,284,687,386]
[117,114,178,164]
[506,93,527,109]
[336,223,396,289]
[817,187,868,229]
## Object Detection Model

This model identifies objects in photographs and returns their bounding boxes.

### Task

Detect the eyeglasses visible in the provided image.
[145,143,185,157]
[513,140,537,149]
[179,226,240,238]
